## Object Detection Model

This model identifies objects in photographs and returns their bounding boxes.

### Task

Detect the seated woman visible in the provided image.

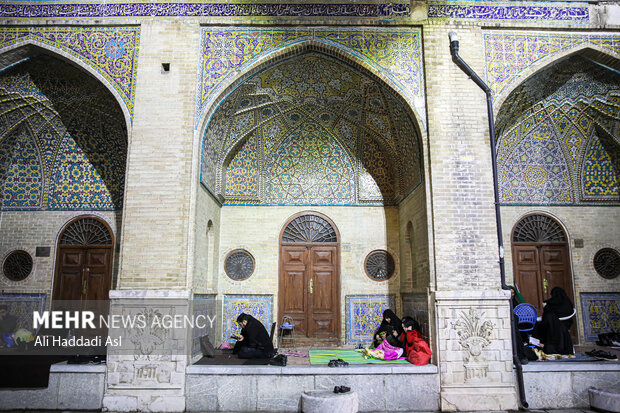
[372,309,403,348]
[232,313,275,359]
[535,287,574,355]
[361,325,403,361]
[399,316,431,365]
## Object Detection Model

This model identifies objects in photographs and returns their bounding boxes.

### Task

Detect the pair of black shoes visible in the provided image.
[327,358,348,367]
[269,354,287,366]
[596,332,620,347]
[585,349,617,360]
[333,385,351,394]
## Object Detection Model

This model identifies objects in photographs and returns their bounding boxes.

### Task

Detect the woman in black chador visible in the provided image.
[537,287,574,355]
[232,313,275,359]
[372,309,404,348]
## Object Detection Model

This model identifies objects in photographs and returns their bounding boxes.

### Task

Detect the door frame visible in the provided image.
[510,212,577,339]
[278,211,341,341]
[52,215,115,302]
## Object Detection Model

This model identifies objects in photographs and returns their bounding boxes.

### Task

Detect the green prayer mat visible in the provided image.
[309,349,410,365]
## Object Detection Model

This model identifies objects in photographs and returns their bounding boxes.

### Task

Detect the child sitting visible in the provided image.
[361,325,403,361]
[400,316,432,365]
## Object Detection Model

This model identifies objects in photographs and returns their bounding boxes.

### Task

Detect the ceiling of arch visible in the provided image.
[0,54,127,210]
[201,53,422,206]
[497,56,620,204]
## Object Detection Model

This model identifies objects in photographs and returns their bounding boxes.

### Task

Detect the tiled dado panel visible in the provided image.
[222,294,273,343]
[345,294,395,344]
[0,292,47,332]
[580,292,620,342]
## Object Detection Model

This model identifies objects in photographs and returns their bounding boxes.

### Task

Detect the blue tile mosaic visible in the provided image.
[0,292,47,333]
[580,292,620,342]
[345,294,395,344]
[223,294,273,343]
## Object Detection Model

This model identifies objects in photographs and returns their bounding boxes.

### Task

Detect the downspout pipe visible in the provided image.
[448,32,528,409]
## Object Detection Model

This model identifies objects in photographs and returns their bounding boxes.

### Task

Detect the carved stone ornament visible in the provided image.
[451,308,494,381]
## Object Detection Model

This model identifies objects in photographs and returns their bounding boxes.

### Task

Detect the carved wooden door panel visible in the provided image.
[54,248,85,301]
[513,245,543,310]
[308,246,338,338]
[280,246,309,335]
[84,248,113,301]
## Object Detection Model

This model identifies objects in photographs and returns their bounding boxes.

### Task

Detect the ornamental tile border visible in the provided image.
[0,2,411,19]
[345,294,395,343]
[580,292,620,342]
[222,294,273,343]
[0,292,47,332]
[484,31,620,101]
[428,1,589,24]
[0,26,140,117]
[196,26,425,130]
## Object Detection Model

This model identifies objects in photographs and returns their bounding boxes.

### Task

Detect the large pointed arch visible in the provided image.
[196,39,425,141]
[199,46,424,206]
[0,41,133,134]
[494,44,620,119]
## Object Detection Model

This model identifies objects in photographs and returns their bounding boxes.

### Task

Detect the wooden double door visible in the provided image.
[52,217,114,303]
[512,242,577,340]
[53,247,112,301]
[279,245,340,339]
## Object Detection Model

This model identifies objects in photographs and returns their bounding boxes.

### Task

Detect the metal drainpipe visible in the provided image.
[448,32,528,409]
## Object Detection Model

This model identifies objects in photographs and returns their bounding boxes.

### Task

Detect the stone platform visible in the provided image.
[0,361,105,410]
[523,361,620,409]
[186,364,439,412]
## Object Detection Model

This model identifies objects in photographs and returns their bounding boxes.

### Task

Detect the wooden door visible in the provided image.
[53,217,114,303]
[279,213,340,341]
[53,247,112,301]
[54,248,86,301]
[511,214,576,340]
[280,246,309,335]
[308,246,338,338]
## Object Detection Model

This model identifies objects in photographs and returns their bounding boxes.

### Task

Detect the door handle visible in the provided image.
[82,268,89,295]
[543,278,548,295]
[309,278,313,294]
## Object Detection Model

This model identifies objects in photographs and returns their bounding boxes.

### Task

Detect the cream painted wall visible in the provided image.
[215,205,400,339]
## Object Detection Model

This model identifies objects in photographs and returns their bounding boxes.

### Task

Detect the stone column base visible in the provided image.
[435,290,519,411]
[102,290,191,413]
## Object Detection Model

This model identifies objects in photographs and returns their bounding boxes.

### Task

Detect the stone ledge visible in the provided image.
[109,289,191,299]
[50,361,106,373]
[186,363,438,375]
[523,361,620,372]
[434,289,510,301]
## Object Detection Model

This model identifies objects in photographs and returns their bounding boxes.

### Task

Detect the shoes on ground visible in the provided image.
[333,385,351,393]
[327,358,349,367]
[585,349,618,360]
[269,354,287,366]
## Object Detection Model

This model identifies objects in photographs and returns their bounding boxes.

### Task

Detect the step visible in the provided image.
[301,390,358,413]
[589,387,620,413]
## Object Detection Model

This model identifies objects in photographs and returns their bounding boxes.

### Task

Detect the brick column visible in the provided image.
[424,24,519,410]
[103,19,201,412]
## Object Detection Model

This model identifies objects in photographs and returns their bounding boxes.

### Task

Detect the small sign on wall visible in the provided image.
[35,247,51,257]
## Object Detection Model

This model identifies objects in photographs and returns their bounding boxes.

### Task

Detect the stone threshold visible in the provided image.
[187,363,438,375]
[50,361,106,373]
[522,361,620,372]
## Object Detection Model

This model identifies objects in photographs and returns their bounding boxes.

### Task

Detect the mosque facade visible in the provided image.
[0,1,618,411]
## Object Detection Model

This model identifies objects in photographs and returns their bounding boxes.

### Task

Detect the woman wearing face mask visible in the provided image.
[536,287,574,355]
